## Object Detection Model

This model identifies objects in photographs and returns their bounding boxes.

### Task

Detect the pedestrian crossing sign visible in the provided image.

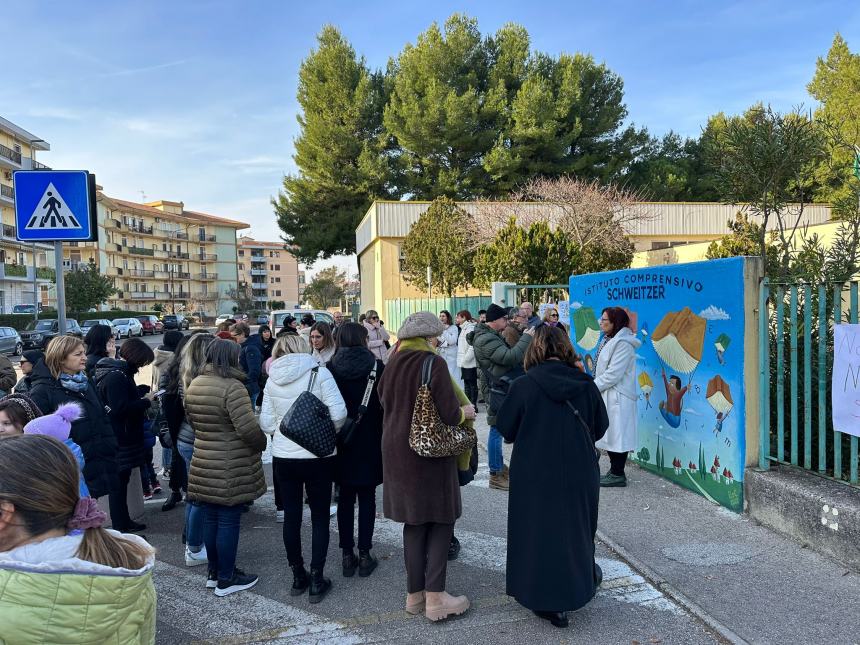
[13,170,97,242]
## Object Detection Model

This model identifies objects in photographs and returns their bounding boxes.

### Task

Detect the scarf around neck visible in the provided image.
[59,371,89,393]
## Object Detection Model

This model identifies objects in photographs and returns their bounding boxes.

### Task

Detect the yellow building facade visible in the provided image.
[66,194,248,316]
[356,200,834,314]
[0,116,56,312]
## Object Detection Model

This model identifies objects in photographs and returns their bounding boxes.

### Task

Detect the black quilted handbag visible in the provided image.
[279,367,337,457]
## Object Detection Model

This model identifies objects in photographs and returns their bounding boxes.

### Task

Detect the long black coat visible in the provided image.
[497,360,609,613]
[94,358,151,473]
[327,347,384,487]
[29,361,119,499]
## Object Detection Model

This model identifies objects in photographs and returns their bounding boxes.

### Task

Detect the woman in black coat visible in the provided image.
[84,323,117,381]
[327,322,384,578]
[496,325,609,629]
[28,336,119,500]
[94,338,156,533]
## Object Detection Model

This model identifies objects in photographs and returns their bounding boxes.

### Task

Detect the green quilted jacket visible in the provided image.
[0,532,156,644]
[468,322,532,425]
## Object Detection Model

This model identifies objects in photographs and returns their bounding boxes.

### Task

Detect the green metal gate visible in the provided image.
[758,279,860,485]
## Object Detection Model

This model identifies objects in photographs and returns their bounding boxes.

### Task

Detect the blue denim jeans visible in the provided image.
[201,502,244,582]
[488,426,504,474]
[177,440,204,551]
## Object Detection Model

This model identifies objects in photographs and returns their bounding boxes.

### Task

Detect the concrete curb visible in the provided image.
[596,529,750,645]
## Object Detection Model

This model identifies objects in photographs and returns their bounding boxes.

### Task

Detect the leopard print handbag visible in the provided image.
[409,355,477,458]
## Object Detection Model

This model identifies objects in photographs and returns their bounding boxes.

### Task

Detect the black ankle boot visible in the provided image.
[358,550,377,577]
[533,610,569,628]
[342,549,358,577]
[308,568,331,604]
[161,490,182,512]
[290,565,309,596]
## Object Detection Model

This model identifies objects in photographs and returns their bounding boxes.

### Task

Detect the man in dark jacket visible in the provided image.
[469,303,534,490]
[230,321,262,404]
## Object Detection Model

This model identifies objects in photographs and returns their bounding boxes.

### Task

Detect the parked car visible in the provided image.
[0,327,22,356]
[137,315,164,335]
[112,318,144,338]
[270,310,333,330]
[215,313,234,326]
[20,319,84,350]
[161,314,190,330]
[256,314,269,325]
[12,304,42,314]
[81,319,120,340]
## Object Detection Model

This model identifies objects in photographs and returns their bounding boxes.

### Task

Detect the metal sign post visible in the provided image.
[12,170,98,333]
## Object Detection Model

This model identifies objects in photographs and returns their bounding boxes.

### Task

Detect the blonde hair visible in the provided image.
[272,334,310,359]
[180,333,215,391]
[542,307,560,323]
[0,435,153,568]
[44,336,85,379]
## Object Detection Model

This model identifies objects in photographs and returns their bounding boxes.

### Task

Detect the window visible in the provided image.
[275,290,281,297]
[238,263,244,271]
[276,277,281,283]
[238,250,244,257]
[274,264,280,271]
[121,236,128,247]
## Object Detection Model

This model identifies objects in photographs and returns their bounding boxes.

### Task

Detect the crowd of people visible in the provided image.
[0,300,631,638]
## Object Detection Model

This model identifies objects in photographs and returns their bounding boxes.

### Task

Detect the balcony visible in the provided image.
[250,254,265,260]
[193,292,217,300]
[198,234,216,242]
[196,273,217,280]
[170,231,189,240]
[106,267,122,277]
[251,282,267,289]
[0,184,13,204]
[30,160,50,170]
[128,246,155,257]
[168,251,190,260]
[131,292,156,300]
[36,267,55,280]
[0,144,22,167]
[198,253,217,262]
[110,219,121,228]
[0,265,54,281]
[153,249,169,259]
[174,271,191,279]
[1,224,15,237]
[250,269,267,276]
[128,224,154,235]
[174,291,191,299]
[128,269,155,278]
[153,270,170,278]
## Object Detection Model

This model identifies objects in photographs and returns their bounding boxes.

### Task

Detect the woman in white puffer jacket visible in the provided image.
[456,311,478,407]
[259,334,347,602]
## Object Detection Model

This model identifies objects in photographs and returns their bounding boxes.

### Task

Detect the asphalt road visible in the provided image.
[143,427,722,645]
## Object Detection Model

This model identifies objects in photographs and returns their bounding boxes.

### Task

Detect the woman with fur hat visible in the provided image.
[377,311,476,622]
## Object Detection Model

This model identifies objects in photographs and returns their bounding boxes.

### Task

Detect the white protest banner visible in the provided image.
[832,323,860,438]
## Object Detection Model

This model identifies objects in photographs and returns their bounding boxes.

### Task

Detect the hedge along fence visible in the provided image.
[0,311,160,332]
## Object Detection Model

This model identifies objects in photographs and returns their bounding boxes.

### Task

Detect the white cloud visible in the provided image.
[699,305,730,320]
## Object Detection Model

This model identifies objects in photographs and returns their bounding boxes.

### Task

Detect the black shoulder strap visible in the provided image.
[421,354,435,386]
[307,366,319,391]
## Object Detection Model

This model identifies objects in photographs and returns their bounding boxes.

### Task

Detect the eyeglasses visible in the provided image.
[369,316,379,320]
[549,313,559,318]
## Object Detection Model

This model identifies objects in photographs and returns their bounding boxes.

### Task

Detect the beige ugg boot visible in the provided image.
[406,591,425,615]
[425,591,470,622]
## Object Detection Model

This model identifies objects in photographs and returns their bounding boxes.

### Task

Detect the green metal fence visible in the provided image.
[758,279,859,485]
[384,296,492,336]
[502,284,569,308]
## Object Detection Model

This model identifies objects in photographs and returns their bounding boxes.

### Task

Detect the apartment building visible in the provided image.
[237,236,300,309]
[66,194,248,316]
[0,116,56,312]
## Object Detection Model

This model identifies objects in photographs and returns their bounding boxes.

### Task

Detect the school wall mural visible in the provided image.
[569,257,749,512]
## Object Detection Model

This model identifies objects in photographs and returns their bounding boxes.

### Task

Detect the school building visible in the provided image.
[355,200,834,314]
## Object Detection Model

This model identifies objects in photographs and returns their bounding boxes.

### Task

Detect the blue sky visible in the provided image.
[4,1,859,274]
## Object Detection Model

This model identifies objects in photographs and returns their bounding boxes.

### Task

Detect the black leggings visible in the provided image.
[108,468,133,531]
[461,367,478,406]
[337,484,377,551]
[608,451,628,476]
[274,456,335,570]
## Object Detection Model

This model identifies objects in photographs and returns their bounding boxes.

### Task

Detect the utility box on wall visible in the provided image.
[569,257,762,512]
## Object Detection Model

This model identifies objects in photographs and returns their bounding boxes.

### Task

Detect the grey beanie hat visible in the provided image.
[397,311,444,340]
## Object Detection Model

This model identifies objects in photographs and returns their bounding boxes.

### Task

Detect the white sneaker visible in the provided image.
[185,546,208,567]
[276,510,284,523]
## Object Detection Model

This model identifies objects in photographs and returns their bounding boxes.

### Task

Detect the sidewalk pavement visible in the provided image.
[473,413,860,645]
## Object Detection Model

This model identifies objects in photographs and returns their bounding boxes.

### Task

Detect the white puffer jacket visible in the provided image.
[457,321,477,368]
[260,353,347,459]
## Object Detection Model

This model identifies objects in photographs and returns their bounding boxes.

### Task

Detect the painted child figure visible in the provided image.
[23,402,90,499]
[658,369,688,429]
